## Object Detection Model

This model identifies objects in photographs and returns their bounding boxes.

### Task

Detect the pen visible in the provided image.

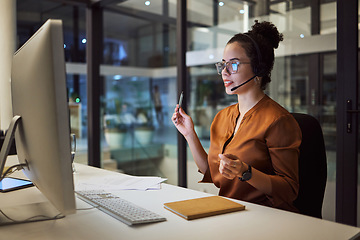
[177,91,183,112]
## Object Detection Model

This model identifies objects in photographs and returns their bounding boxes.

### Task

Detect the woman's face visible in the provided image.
[221,42,256,95]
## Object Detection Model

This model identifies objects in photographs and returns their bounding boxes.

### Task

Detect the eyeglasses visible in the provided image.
[215,60,251,75]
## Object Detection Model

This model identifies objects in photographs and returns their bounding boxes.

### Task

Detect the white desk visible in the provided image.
[1,161,360,240]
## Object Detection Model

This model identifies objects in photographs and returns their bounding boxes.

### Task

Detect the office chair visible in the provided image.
[291,113,327,219]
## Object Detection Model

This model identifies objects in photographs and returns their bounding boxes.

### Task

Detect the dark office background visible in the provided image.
[15,0,358,226]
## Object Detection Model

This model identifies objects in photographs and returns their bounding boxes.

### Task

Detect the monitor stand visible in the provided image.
[0,115,23,177]
[0,116,63,226]
[0,116,29,185]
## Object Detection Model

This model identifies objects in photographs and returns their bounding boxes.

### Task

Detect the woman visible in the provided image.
[172,20,302,212]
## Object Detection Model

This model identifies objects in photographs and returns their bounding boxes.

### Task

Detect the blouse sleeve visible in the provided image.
[265,114,302,209]
[199,168,213,183]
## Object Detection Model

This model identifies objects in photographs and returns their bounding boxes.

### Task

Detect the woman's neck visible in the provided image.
[237,89,265,115]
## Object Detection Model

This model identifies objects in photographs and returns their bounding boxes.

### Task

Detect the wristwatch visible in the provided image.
[238,164,252,181]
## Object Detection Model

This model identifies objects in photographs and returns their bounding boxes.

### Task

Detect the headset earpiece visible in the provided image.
[254,62,267,77]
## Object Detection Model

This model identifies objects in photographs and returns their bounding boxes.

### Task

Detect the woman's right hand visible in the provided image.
[171,105,195,138]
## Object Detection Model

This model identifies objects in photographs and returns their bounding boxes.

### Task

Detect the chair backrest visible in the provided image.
[291,113,327,218]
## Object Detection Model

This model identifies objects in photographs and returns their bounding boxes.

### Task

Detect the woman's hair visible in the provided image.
[227,20,283,90]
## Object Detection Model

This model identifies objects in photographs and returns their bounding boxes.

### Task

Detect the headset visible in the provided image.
[229,33,267,91]
[242,33,266,77]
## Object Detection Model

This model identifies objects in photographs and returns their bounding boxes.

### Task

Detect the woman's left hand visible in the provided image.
[218,154,247,180]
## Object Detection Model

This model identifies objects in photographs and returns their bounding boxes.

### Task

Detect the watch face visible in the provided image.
[242,171,251,181]
[239,165,252,181]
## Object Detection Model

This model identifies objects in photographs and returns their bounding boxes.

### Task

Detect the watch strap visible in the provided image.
[238,164,252,181]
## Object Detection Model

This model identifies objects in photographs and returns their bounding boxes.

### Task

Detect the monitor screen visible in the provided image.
[9,19,76,216]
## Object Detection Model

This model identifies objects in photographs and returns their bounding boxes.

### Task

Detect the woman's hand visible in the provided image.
[172,105,209,174]
[171,105,195,138]
[218,154,247,180]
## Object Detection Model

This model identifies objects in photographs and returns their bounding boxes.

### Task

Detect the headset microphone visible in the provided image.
[230,75,256,91]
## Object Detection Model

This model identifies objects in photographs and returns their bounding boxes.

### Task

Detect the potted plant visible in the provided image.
[103,97,128,149]
[104,114,127,149]
[134,107,155,146]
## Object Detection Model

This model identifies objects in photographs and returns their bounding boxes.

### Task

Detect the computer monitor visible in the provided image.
[0,19,76,225]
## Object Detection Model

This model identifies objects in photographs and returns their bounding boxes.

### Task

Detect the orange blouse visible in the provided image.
[202,95,302,212]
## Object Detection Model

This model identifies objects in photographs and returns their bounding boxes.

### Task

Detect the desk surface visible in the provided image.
[1,159,360,240]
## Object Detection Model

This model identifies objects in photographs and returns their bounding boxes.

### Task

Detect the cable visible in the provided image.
[25,213,64,222]
[76,206,100,211]
[0,163,67,225]
[0,163,27,181]
[0,208,64,225]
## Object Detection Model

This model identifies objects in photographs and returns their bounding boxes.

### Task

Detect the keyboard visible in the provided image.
[76,190,166,226]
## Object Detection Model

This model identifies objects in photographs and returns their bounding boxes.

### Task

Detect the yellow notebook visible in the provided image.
[164,196,245,220]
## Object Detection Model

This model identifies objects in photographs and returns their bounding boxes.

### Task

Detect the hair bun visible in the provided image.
[250,20,283,49]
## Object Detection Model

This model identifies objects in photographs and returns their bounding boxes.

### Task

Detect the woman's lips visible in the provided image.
[223,80,233,88]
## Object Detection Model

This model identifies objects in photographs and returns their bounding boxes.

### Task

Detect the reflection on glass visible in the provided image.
[101,75,176,178]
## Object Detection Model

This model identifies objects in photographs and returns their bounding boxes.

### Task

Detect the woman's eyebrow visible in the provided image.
[222,57,240,62]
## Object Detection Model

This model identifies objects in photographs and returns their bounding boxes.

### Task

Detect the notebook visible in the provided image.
[164,196,245,220]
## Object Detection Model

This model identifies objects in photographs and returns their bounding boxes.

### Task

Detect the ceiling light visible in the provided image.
[113,75,122,80]
[197,27,210,33]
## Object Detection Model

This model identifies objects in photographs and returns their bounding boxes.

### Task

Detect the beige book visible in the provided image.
[164,196,245,220]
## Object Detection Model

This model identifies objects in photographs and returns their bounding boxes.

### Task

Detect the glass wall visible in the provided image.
[16,0,180,183]
[100,1,179,183]
[16,0,89,163]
